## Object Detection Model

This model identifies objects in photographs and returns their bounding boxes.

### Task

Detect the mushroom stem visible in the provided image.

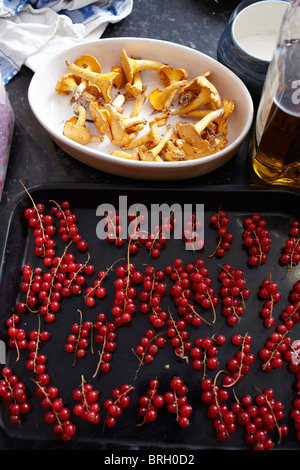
[121,49,165,84]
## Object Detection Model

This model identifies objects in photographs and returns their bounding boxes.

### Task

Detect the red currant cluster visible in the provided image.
[232,389,288,449]
[218,263,250,326]
[280,281,300,330]
[103,383,134,428]
[284,340,300,376]
[142,214,173,258]
[17,253,93,323]
[258,277,281,328]
[50,200,88,252]
[189,334,225,371]
[72,378,100,424]
[258,282,300,372]
[84,268,108,307]
[93,312,117,375]
[166,312,189,363]
[182,212,205,251]
[139,266,167,328]
[166,257,218,326]
[6,313,28,358]
[65,310,93,361]
[24,202,55,261]
[209,209,234,257]
[137,378,165,424]
[259,328,292,372]
[164,376,192,428]
[24,198,87,268]
[109,261,143,326]
[201,376,236,441]
[105,209,174,258]
[133,328,166,378]
[0,367,30,424]
[280,220,300,268]
[222,333,254,387]
[35,382,76,441]
[105,211,124,247]
[243,214,271,266]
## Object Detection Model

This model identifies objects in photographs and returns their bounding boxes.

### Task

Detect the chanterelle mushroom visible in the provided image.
[121,49,165,84]
[125,71,144,98]
[74,55,101,73]
[66,61,118,102]
[157,65,188,111]
[172,75,222,115]
[137,124,174,161]
[63,105,104,145]
[122,120,161,150]
[176,108,224,148]
[148,79,187,112]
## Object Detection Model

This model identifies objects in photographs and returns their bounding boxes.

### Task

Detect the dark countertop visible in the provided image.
[1,0,264,212]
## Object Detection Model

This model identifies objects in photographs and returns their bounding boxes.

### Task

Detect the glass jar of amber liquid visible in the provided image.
[250,0,300,188]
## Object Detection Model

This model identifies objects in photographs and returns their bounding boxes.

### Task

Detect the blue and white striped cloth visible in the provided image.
[0,0,133,84]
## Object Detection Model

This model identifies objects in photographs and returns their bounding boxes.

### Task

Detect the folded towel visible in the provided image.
[0,0,133,84]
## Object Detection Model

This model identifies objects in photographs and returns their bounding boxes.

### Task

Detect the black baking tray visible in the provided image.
[0,183,299,451]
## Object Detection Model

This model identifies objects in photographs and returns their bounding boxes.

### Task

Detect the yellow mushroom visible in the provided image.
[55,73,101,103]
[89,101,113,138]
[121,49,165,84]
[66,61,118,102]
[137,124,174,161]
[55,73,81,95]
[125,71,144,98]
[148,79,187,112]
[176,108,224,148]
[110,150,139,160]
[157,65,188,110]
[172,75,222,115]
[122,121,161,150]
[215,99,235,134]
[107,104,147,146]
[162,139,186,161]
[74,55,101,73]
[90,102,147,146]
[112,93,126,113]
[111,65,125,89]
[63,105,104,145]
[130,91,147,118]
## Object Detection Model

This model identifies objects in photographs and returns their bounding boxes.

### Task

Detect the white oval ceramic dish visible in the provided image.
[232,0,288,62]
[28,37,254,181]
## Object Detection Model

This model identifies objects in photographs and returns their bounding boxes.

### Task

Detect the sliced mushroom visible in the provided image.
[121,49,165,84]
